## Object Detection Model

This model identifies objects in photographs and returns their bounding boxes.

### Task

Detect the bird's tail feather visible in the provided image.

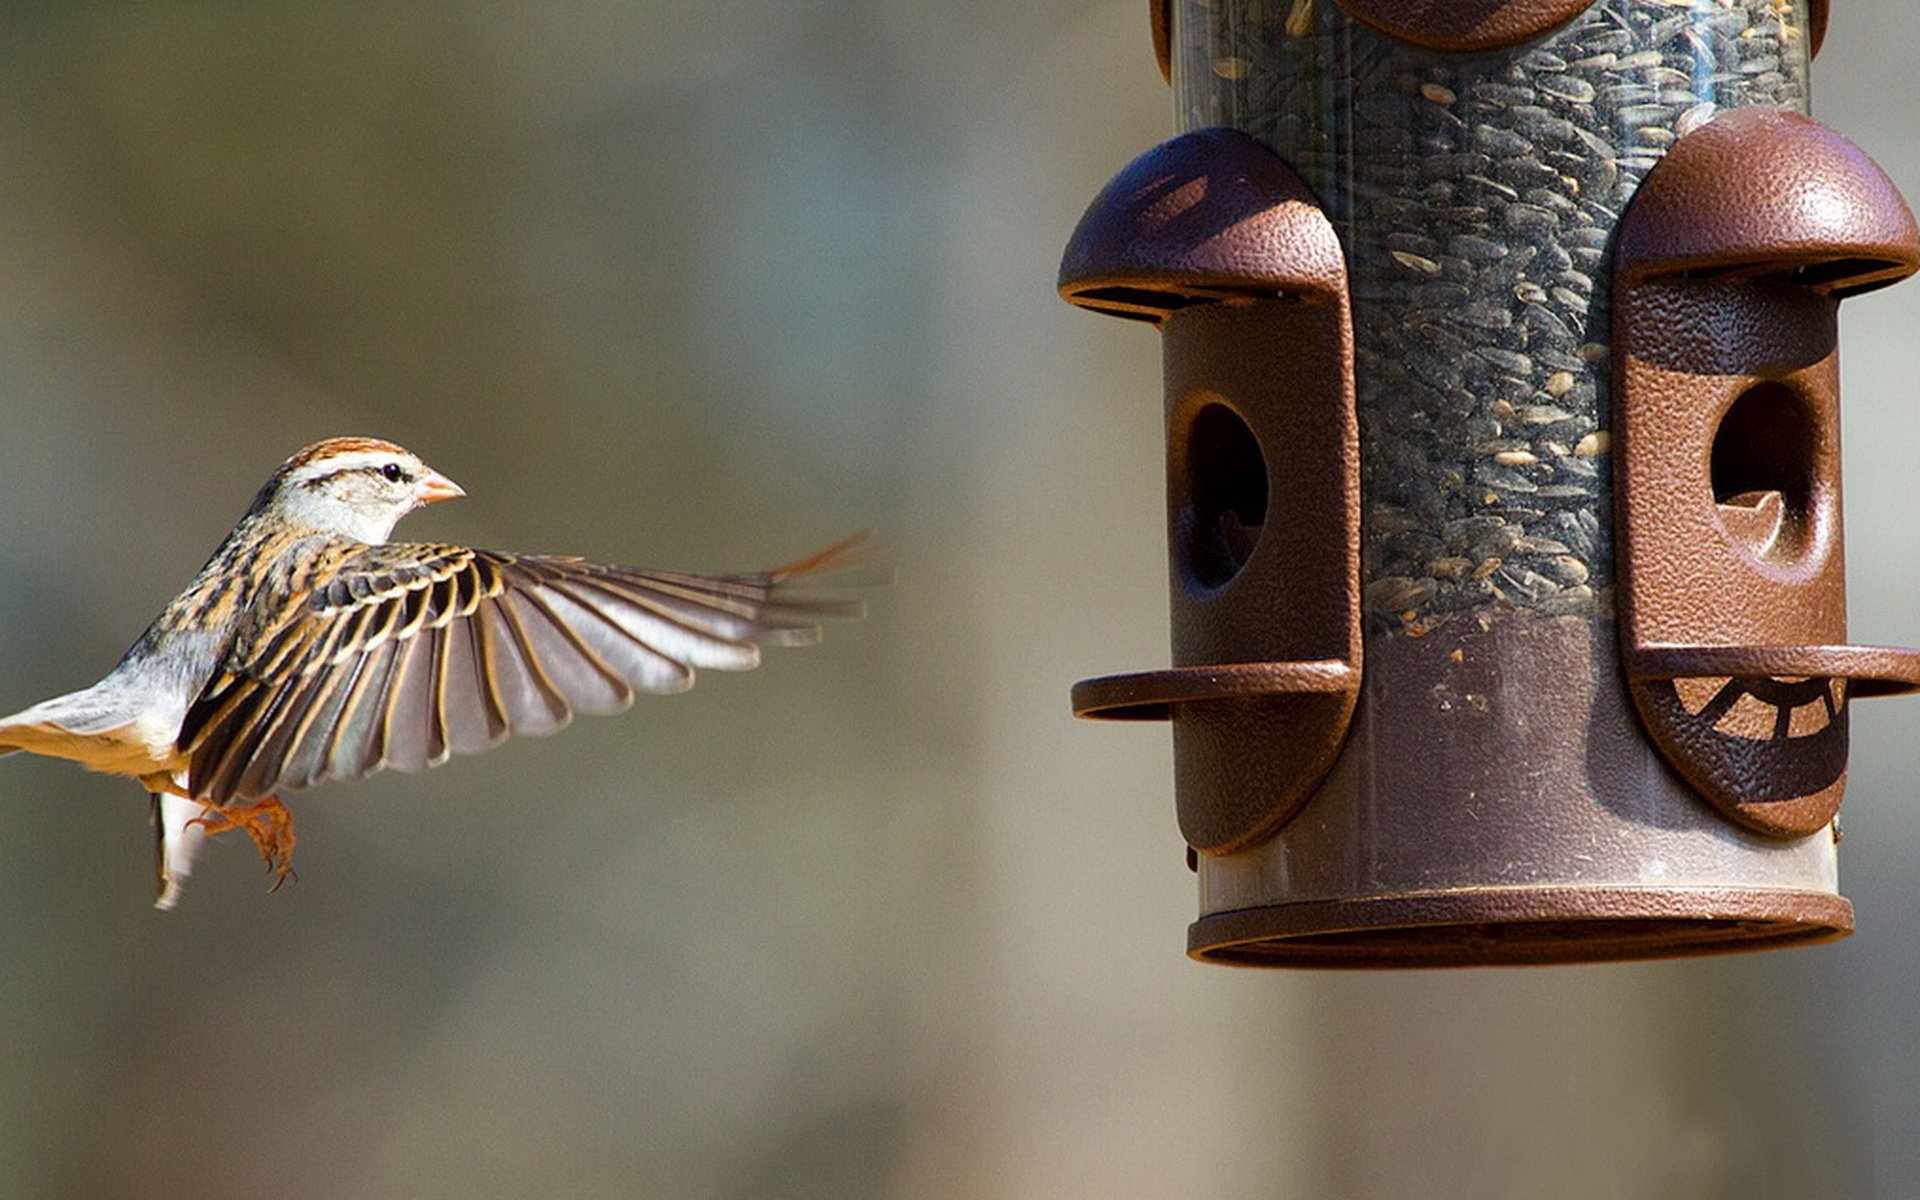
[152,792,211,911]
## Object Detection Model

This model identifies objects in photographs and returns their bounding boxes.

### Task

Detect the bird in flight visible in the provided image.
[0,437,863,908]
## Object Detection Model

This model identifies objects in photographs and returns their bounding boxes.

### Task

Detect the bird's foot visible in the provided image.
[189,797,299,891]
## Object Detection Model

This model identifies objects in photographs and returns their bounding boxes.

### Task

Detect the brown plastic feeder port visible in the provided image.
[1065,0,1916,967]
[1061,129,1362,853]
[1613,106,1920,838]
[1330,0,1596,53]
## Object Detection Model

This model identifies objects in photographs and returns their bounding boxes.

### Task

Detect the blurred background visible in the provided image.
[0,3,1913,1197]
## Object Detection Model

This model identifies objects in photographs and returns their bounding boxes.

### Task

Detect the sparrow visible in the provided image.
[0,437,863,909]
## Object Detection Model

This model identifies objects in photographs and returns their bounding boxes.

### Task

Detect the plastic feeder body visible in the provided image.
[1062,0,1920,967]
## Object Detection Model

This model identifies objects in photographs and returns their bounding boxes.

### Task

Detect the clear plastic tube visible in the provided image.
[1162,3,1839,951]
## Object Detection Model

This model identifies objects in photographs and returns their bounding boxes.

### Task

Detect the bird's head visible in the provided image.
[257,437,465,543]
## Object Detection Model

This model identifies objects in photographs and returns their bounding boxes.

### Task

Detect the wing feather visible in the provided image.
[484,593,583,732]
[495,587,637,710]
[279,651,369,789]
[326,637,402,781]
[526,580,702,691]
[381,624,443,773]
[551,575,767,667]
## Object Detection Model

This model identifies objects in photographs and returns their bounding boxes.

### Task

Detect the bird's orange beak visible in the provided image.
[415,469,466,504]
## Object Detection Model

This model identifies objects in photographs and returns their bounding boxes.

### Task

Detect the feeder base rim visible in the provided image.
[1188,884,1852,968]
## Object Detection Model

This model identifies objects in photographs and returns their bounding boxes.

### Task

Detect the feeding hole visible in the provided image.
[1183,402,1268,590]
[1710,382,1817,565]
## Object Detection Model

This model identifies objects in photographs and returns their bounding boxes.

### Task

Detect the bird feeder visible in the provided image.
[1062,0,1920,966]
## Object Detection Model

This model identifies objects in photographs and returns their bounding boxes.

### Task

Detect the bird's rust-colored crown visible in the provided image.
[280,437,412,473]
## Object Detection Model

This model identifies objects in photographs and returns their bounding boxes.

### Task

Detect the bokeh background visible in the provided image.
[0,3,1914,1198]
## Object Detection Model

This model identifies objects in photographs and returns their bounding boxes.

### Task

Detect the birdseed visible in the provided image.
[1170,0,1811,627]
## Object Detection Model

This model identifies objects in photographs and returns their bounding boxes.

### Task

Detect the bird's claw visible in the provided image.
[189,797,299,891]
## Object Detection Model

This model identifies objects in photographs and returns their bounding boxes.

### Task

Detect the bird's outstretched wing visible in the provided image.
[177,535,865,804]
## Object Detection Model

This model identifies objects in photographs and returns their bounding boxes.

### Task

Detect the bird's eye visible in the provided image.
[381,463,408,484]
